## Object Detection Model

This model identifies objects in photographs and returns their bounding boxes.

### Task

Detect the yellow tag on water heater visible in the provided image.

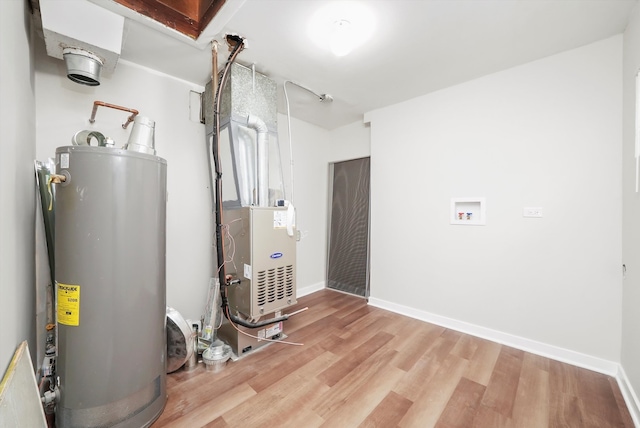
[57,283,80,326]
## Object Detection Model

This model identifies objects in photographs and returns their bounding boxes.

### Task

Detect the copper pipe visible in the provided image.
[89,101,139,129]
[50,174,66,184]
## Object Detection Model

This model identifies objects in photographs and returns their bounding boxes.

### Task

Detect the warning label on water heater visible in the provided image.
[60,153,69,169]
[57,283,80,326]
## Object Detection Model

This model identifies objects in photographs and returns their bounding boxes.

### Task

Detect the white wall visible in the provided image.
[366,36,623,363]
[329,120,371,162]
[277,115,329,294]
[622,2,640,420]
[35,42,213,321]
[278,117,370,294]
[0,0,37,373]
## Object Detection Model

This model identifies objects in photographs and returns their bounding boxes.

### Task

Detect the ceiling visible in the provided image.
[93,0,637,130]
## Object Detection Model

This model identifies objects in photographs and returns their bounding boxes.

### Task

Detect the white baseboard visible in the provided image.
[617,365,640,427]
[368,297,619,376]
[296,281,325,299]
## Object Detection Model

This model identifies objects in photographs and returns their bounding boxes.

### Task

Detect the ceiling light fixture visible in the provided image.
[330,19,353,57]
[308,1,375,57]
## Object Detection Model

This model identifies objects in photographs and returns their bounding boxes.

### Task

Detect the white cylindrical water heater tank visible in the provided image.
[54,146,167,428]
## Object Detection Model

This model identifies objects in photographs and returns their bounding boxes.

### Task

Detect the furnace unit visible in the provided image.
[218,206,296,355]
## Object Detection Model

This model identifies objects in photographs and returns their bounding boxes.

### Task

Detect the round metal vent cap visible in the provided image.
[63,47,103,86]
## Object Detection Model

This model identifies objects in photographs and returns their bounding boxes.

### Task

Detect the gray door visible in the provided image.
[327,157,370,297]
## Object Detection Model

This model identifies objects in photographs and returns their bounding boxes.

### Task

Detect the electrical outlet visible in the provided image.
[523,207,543,218]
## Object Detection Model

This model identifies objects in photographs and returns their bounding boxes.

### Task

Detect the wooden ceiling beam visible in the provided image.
[114,0,226,39]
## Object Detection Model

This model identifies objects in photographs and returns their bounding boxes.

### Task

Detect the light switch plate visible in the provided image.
[523,207,543,218]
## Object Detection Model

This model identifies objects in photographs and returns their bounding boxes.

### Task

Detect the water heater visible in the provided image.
[54,146,167,428]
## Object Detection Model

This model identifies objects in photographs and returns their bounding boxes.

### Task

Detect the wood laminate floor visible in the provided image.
[152,289,634,428]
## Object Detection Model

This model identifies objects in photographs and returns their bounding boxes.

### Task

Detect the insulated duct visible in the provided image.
[205,62,284,208]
